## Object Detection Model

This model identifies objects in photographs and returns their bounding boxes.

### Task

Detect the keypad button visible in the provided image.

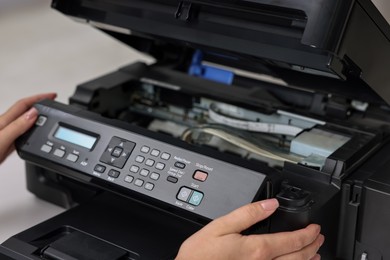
[189,191,204,206]
[108,169,120,178]
[124,175,134,183]
[193,170,208,182]
[155,162,165,170]
[41,144,52,153]
[151,149,160,157]
[161,152,171,160]
[130,165,140,173]
[145,183,154,191]
[174,161,186,169]
[150,172,160,180]
[145,159,155,167]
[53,149,65,158]
[140,169,150,177]
[35,115,47,126]
[112,147,123,158]
[66,154,79,163]
[134,179,144,187]
[99,137,135,169]
[94,164,106,173]
[177,187,192,202]
[167,176,178,183]
[109,158,117,165]
[141,146,150,153]
[135,155,145,163]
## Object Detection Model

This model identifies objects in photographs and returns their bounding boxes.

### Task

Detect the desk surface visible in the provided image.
[0,1,150,243]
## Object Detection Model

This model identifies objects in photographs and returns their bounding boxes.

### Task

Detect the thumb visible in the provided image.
[207,199,279,235]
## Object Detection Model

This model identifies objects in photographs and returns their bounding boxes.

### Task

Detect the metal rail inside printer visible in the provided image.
[2,1,390,260]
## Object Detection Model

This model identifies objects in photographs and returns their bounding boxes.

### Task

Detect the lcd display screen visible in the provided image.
[54,126,97,149]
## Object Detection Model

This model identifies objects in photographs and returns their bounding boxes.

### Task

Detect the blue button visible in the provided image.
[189,191,204,206]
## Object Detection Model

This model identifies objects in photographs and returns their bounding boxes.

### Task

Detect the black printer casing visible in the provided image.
[1,1,390,260]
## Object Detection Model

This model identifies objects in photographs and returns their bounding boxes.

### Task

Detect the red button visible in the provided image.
[193,170,208,182]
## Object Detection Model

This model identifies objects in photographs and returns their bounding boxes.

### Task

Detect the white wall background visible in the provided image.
[372,0,390,23]
[0,0,150,243]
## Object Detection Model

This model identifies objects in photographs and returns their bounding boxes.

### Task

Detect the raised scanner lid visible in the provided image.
[52,0,390,104]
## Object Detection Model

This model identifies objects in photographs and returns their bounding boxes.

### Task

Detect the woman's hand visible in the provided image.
[0,93,57,164]
[176,198,324,260]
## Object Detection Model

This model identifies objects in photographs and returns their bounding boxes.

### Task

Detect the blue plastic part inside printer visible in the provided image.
[188,50,235,85]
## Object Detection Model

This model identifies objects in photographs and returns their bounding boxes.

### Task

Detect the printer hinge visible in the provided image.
[326,96,351,119]
[310,93,351,119]
[175,1,194,21]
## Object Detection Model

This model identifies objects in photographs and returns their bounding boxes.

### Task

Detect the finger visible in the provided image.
[248,224,321,259]
[274,234,324,260]
[0,93,56,130]
[0,107,38,162]
[206,199,279,235]
[310,254,321,260]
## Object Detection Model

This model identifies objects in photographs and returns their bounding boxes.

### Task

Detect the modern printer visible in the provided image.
[1,0,390,259]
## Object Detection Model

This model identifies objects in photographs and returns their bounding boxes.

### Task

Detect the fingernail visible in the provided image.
[319,234,325,247]
[260,198,279,211]
[25,107,38,120]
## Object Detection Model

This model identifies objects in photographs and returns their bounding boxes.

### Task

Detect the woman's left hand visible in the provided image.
[0,93,57,164]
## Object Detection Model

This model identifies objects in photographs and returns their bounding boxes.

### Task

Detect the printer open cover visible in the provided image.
[1,0,390,259]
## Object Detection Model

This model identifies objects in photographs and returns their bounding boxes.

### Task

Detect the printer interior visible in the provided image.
[75,61,377,175]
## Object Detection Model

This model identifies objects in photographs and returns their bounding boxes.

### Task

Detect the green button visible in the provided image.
[189,191,204,206]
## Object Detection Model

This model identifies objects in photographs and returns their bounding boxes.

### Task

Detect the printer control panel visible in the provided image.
[17,100,267,220]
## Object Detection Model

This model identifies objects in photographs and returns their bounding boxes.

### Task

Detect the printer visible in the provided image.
[1,0,390,259]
